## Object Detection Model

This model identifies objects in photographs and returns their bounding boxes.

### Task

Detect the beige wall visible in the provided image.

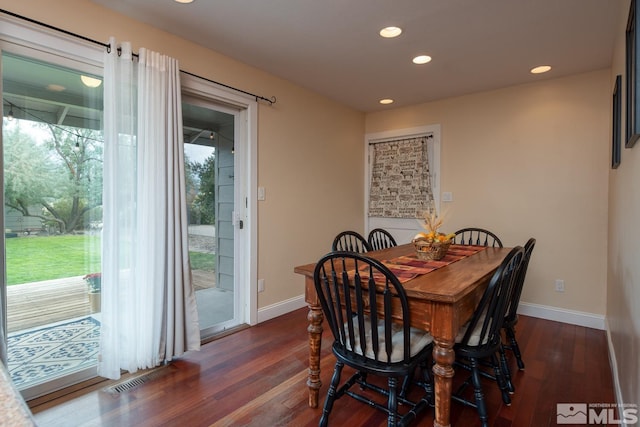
[0,0,366,308]
[367,71,610,315]
[607,0,640,408]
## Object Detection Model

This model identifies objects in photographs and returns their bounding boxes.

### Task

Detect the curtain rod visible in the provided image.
[0,8,277,105]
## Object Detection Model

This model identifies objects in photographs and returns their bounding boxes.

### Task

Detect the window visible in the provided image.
[365,125,441,244]
[368,135,436,218]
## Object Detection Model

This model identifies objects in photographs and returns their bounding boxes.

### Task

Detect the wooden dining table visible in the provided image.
[294,243,512,427]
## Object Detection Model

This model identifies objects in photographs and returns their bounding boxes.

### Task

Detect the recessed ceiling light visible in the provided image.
[379,26,402,38]
[379,99,394,105]
[47,84,66,92]
[530,65,552,74]
[81,75,102,88]
[175,0,194,3]
[412,55,432,65]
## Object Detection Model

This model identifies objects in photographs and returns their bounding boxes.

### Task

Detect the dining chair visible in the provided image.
[452,246,524,427]
[314,251,433,427]
[332,230,372,253]
[367,228,398,251]
[502,238,536,372]
[453,227,503,248]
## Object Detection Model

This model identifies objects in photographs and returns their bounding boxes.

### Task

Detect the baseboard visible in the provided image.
[605,318,633,426]
[257,295,306,323]
[517,302,605,330]
[257,298,607,330]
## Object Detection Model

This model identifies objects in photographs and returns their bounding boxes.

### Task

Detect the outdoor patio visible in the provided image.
[6,270,221,391]
[7,271,216,334]
[7,277,91,334]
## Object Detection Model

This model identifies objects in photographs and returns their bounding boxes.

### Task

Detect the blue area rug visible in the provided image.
[7,317,100,389]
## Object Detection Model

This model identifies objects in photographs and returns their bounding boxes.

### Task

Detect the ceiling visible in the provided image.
[90,0,625,112]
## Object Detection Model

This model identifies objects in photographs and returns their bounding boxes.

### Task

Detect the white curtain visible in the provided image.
[99,38,200,380]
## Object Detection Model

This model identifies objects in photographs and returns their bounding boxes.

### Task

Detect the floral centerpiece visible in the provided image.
[83,272,101,293]
[412,211,455,260]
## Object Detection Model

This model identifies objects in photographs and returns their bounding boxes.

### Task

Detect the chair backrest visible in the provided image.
[367,228,398,251]
[504,238,536,323]
[332,231,372,253]
[454,227,503,248]
[313,251,412,364]
[457,246,524,351]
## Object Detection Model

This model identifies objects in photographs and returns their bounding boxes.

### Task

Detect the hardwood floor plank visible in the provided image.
[31,310,616,427]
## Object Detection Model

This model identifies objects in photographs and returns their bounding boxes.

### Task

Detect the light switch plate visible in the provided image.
[442,192,453,202]
[258,187,266,201]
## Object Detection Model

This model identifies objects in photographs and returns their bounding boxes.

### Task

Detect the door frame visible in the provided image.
[181,74,258,327]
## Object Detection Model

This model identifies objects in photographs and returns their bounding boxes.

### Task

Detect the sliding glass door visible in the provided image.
[0,15,257,401]
[2,50,104,399]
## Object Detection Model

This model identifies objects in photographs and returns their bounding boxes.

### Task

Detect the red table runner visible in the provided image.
[355,244,487,284]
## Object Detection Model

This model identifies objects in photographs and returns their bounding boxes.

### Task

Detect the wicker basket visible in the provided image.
[412,239,452,261]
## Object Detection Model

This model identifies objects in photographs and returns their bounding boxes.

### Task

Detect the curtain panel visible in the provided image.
[368,136,435,219]
[99,38,200,380]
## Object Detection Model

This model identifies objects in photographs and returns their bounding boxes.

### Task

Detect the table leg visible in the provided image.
[432,337,455,427]
[307,305,323,408]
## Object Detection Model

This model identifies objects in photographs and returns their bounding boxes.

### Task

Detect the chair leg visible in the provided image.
[505,326,525,370]
[400,370,414,399]
[491,353,511,405]
[419,360,434,406]
[387,376,398,427]
[319,361,344,427]
[469,358,490,427]
[498,344,515,394]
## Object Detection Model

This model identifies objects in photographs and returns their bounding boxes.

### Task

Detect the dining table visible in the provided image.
[294,242,512,427]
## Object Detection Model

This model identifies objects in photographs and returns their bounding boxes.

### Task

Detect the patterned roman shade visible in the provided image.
[368,135,435,218]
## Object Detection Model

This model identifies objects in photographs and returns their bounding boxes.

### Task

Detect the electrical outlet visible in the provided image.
[258,279,265,293]
[555,279,565,292]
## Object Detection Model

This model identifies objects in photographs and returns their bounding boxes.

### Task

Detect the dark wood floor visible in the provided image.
[30,308,615,427]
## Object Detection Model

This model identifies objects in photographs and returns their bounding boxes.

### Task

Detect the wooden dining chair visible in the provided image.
[367,228,397,251]
[332,230,372,253]
[454,227,503,248]
[314,251,433,427]
[452,246,524,427]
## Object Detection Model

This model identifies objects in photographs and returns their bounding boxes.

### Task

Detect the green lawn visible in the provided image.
[6,234,215,286]
[189,251,216,272]
[6,234,101,285]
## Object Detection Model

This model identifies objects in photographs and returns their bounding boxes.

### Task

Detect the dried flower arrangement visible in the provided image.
[413,210,455,243]
[412,210,455,260]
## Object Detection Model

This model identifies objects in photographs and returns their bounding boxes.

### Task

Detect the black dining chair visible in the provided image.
[314,251,433,427]
[332,230,372,253]
[367,228,398,251]
[452,246,524,427]
[496,238,536,395]
[502,238,536,372]
[454,227,503,248]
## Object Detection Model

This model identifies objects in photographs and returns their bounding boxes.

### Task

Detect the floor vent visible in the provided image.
[103,365,171,394]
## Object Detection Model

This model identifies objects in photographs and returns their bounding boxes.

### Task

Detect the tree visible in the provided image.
[189,154,215,225]
[4,123,56,224]
[3,119,103,233]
